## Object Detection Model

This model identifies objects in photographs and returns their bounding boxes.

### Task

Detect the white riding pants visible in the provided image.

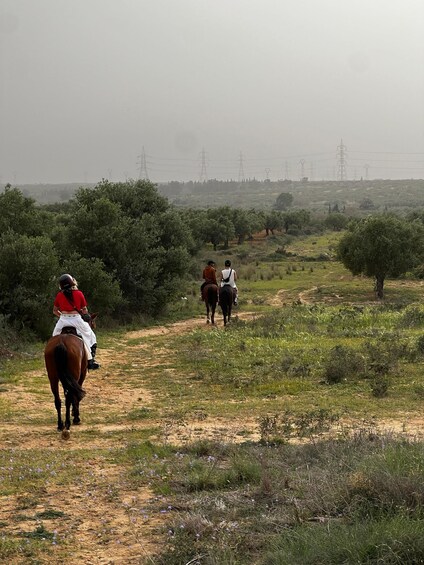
[53,314,96,360]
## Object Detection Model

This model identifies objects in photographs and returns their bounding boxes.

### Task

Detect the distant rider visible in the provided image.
[220,259,238,305]
[52,274,100,370]
[200,260,218,301]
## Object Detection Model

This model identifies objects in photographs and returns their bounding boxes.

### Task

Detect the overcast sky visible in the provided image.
[1,0,424,184]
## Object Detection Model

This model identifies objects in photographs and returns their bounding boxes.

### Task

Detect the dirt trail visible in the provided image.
[0,310,259,564]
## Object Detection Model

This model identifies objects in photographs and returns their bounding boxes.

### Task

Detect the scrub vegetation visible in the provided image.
[2,182,424,563]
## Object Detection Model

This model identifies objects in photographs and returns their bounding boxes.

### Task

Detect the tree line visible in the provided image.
[0,181,314,339]
[2,179,424,340]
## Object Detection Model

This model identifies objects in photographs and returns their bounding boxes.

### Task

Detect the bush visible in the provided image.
[370,374,390,398]
[0,233,59,338]
[398,304,424,328]
[323,345,366,384]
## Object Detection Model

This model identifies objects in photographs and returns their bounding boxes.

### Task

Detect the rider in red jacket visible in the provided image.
[200,260,218,300]
[52,274,100,370]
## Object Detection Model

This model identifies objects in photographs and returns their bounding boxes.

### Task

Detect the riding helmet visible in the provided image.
[59,273,74,290]
[224,260,231,267]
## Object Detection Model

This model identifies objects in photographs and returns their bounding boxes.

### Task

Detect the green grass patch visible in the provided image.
[155,435,424,565]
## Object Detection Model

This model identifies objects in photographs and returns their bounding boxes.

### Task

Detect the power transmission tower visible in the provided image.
[284,160,290,180]
[238,152,245,182]
[137,147,149,180]
[265,168,271,181]
[299,159,306,180]
[199,147,208,182]
[336,139,347,180]
[364,163,370,180]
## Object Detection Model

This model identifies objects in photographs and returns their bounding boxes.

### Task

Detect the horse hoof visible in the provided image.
[73,419,81,425]
[206,319,210,324]
[61,429,71,440]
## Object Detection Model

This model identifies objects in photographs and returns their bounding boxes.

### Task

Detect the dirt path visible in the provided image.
[0,311,259,564]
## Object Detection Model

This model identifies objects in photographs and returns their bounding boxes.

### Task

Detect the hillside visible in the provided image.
[3,178,424,212]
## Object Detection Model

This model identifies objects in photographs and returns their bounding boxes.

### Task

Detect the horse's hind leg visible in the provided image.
[50,379,64,430]
[72,399,81,425]
[54,395,64,430]
[211,305,216,325]
[64,392,72,430]
[206,303,211,324]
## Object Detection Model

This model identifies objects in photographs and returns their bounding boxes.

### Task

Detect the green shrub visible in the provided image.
[370,374,390,398]
[398,304,424,328]
[323,345,366,384]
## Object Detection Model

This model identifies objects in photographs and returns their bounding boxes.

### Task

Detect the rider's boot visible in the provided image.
[88,344,100,370]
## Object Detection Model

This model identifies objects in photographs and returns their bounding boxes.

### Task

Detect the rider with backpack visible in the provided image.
[220,259,238,305]
[52,274,100,370]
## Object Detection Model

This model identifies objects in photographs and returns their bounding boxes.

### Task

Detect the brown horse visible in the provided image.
[44,331,88,435]
[203,283,218,324]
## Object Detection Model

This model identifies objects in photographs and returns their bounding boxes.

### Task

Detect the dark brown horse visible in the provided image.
[44,331,88,436]
[203,283,218,324]
[219,285,234,326]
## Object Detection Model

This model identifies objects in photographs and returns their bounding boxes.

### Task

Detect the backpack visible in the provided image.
[222,268,232,284]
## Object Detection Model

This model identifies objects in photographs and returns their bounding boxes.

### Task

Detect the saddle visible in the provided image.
[61,326,81,338]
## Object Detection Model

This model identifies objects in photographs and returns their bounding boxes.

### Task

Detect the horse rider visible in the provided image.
[200,260,218,301]
[52,274,100,370]
[220,259,238,305]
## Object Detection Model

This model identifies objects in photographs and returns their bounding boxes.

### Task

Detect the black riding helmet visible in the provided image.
[59,273,74,290]
[224,260,231,267]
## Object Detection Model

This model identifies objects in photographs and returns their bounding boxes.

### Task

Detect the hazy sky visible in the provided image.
[1,0,424,184]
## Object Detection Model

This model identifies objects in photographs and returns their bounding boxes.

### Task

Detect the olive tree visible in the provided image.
[337,215,424,298]
[65,179,194,315]
[274,192,293,211]
[0,233,59,337]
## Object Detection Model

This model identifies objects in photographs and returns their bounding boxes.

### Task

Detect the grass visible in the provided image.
[3,231,424,563]
[149,434,424,564]
[157,302,424,420]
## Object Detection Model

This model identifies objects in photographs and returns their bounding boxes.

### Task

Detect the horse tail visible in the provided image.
[54,343,86,402]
